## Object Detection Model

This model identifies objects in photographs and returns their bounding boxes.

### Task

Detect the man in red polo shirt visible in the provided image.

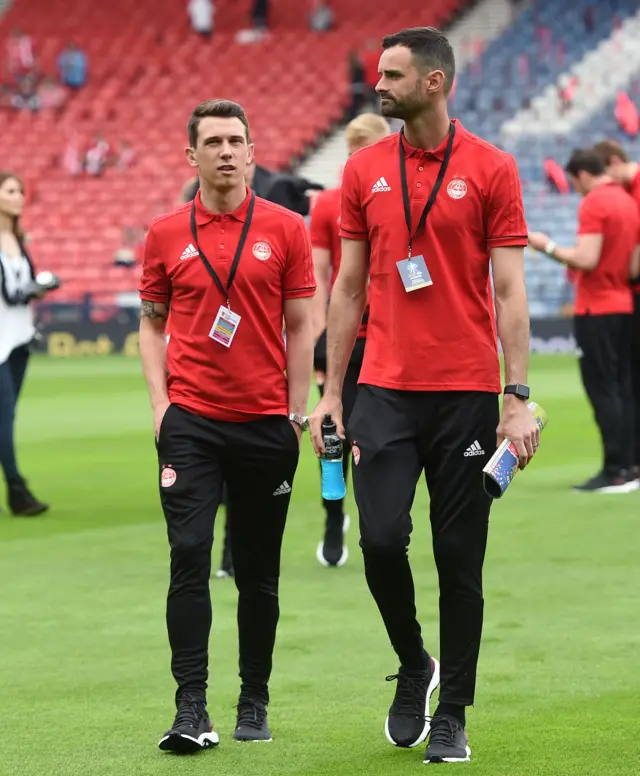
[530,148,639,492]
[310,27,538,764]
[592,139,640,481]
[139,99,315,752]
[310,112,390,568]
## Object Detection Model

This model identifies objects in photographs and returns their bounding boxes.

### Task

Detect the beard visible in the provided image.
[379,94,421,120]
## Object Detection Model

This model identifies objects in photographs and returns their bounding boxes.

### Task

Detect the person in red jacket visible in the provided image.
[530,148,639,492]
[309,112,390,567]
[593,139,640,480]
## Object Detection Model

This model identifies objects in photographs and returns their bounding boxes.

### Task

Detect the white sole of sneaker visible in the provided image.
[159,730,219,753]
[385,657,441,748]
[234,738,273,743]
[424,744,472,764]
[573,481,639,494]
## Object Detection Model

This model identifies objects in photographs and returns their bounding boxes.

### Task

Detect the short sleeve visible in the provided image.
[309,192,333,250]
[139,225,170,303]
[486,155,528,247]
[284,217,316,300]
[339,156,367,239]
[577,194,605,235]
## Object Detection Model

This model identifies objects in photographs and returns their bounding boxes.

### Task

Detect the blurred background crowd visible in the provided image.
[1,0,639,324]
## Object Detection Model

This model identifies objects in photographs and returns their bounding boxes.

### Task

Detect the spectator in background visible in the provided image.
[11,71,40,111]
[583,5,595,33]
[615,92,639,137]
[38,76,67,111]
[251,0,269,30]
[116,140,136,172]
[347,49,367,119]
[5,28,33,83]
[187,0,215,40]
[62,131,83,176]
[309,0,334,33]
[85,133,110,176]
[57,42,87,89]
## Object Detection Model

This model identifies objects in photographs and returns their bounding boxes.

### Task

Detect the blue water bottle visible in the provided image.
[320,414,347,500]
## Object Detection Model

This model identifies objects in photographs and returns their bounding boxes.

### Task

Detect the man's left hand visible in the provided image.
[496,395,540,470]
[528,232,551,252]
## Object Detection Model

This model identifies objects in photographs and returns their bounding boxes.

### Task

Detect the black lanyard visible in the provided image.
[399,121,455,257]
[190,190,256,307]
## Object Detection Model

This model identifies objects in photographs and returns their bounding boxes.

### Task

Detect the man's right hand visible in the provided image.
[309,393,344,457]
[154,401,171,441]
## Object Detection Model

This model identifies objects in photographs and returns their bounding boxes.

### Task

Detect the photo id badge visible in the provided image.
[209,305,241,348]
[396,255,433,292]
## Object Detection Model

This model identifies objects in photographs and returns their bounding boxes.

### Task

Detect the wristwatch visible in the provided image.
[288,413,309,431]
[503,383,530,401]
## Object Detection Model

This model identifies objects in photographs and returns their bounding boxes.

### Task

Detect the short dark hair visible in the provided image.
[188,99,251,148]
[382,27,455,94]
[565,149,605,178]
[592,139,630,165]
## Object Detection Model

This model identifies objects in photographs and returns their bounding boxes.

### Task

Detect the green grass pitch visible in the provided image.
[1,355,638,776]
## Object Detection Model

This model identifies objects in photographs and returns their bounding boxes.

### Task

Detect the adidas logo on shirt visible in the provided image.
[273,481,292,496]
[371,177,391,193]
[180,243,199,260]
[464,441,485,457]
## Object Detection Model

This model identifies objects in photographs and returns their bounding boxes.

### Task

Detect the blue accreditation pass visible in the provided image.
[396,255,432,292]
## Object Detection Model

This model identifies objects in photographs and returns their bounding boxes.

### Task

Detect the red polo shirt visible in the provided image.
[628,168,640,292]
[574,183,637,316]
[340,119,527,392]
[140,189,315,421]
[310,186,367,338]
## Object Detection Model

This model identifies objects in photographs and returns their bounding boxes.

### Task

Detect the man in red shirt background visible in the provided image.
[311,27,538,764]
[530,148,639,492]
[139,99,315,752]
[310,112,390,568]
[592,140,640,481]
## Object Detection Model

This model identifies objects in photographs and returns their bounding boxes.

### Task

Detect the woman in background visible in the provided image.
[0,172,49,516]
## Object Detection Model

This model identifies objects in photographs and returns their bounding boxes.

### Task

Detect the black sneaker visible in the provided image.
[158,693,219,753]
[384,656,440,748]
[233,696,272,742]
[424,714,471,764]
[7,477,49,517]
[573,471,637,494]
[316,514,350,567]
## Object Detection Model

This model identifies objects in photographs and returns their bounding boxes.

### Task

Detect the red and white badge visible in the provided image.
[252,241,272,261]
[161,467,177,487]
[447,179,467,200]
[352,444,361,466]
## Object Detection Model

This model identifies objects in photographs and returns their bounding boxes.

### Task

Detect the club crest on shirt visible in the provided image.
[161,466,177,487]
[252,241,272,261]
[447,179,467,200]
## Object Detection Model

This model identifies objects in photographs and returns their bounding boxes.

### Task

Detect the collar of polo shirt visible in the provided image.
[400,118,464,161]
[194,186,252,225]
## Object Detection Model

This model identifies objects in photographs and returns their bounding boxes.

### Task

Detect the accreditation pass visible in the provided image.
[209,305,241,348]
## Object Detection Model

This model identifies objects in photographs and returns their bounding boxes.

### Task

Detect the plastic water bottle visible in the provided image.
[320,414,347,500]
[482,402,548,499]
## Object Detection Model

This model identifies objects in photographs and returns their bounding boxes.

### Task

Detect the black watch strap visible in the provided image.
[504,383,530,401]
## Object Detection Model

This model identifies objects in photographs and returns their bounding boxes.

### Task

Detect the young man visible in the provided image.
[310,27,538,764]
[529,148,639,492]
[592,139,640,480]
[310,112,390,567]
[139,99,315,752]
